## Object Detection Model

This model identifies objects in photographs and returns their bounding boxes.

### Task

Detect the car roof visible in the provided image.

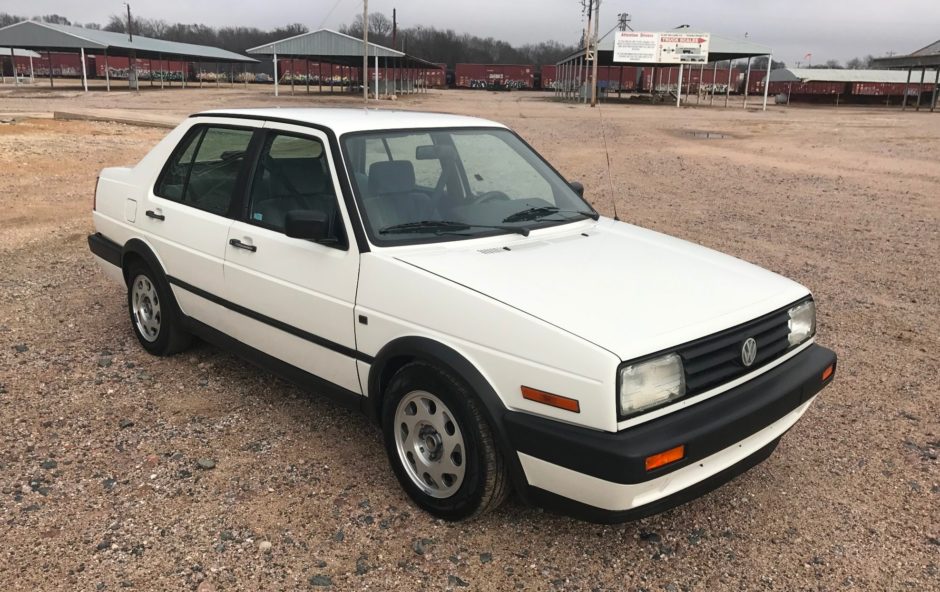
[193,108,507,136]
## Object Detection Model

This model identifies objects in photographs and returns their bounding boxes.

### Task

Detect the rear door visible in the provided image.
[221,122,362,394]
[145,119,261,329]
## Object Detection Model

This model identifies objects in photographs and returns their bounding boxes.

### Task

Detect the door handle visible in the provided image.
[145,210,165,221]
[229,238,257,252]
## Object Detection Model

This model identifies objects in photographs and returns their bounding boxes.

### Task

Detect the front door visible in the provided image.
[222,122,362,394]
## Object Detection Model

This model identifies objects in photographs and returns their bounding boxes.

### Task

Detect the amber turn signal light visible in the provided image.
[821,364,834,381]
[645,445,686,471]
[521,386,580,413]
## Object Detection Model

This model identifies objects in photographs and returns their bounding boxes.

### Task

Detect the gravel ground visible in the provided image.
[0,87,937,591]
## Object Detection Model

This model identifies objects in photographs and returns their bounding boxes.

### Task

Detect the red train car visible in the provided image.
[93,56,187,79]
[745,69,767,94]
[592,65,641,91]
[540,65,557,89]
[767,81,847,95]
[358,65,445,89]
[13,52,88,77]
[640,67,743,92]
[455,64,535,89]
[850,81,934,96]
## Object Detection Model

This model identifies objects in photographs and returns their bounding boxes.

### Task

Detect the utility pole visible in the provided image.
[590,0,601,107]
[362,0,369,102]
[392,9,397,50]
[617,13,630,32]
[124,3,137,91]
[583,1,593,105]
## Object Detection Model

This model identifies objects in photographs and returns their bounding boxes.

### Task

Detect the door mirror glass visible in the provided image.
[569,181,584,197]
[284,210,331,242]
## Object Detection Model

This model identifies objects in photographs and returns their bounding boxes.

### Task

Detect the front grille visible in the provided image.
[676,300,805,396]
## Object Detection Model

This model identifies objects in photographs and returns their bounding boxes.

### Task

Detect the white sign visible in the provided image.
[613,31,659,63]
[659,33,710,64]
[613,31,711,64]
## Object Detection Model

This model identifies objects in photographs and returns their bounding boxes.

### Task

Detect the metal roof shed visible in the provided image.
[0,20,256,91]
[246,29,438,98]
[769,68,939,84]
[2,46,40,84]
[870,39,940,112]
[556,28,774,110]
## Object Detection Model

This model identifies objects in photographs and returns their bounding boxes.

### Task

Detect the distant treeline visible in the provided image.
[338,12,578,67]
[0,11,578,68]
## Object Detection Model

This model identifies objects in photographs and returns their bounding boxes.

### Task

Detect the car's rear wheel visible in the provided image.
[382,362,509,520]
[125,261,190,356]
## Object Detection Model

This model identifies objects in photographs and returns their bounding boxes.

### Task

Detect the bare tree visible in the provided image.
[845,57,863,69]
[342,12,393,42]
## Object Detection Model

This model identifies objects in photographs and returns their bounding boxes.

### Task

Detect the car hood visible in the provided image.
[392,218,809,361]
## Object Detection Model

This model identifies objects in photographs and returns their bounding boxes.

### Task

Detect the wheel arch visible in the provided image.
[121,238,168,284]
[367,336,531,502]
[120,238,187,321]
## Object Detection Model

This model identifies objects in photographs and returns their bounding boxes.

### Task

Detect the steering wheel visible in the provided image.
[470,191,511,205]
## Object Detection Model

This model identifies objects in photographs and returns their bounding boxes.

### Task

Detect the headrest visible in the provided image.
[369,160,416,195]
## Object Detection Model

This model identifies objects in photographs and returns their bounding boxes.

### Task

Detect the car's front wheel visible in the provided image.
[382,362,509,520]
[125,261,190,356]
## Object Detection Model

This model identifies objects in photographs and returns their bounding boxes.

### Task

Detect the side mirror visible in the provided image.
[285,210,331,242]
[569,181,585,197]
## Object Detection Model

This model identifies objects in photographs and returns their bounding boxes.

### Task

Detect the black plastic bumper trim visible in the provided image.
[506,344,836,485]
[528,437,782,524]
[88,233,122,267]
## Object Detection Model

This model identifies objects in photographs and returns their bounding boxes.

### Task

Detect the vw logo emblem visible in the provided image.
[741,337,758,367]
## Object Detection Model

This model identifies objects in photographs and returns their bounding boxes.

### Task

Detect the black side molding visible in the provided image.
[88,233,122,267]
[166,275,374,364]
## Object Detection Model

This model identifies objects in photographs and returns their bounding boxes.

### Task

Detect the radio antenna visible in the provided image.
[597,105,620,221]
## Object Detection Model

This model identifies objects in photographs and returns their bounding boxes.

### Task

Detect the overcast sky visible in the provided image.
[17,0,940,64]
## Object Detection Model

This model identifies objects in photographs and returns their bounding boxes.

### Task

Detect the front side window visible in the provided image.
[342,128,595,246]
[247,132,345,246]
[155,125,254,216]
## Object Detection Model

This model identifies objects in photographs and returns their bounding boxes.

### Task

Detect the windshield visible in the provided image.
[341,128,597,246]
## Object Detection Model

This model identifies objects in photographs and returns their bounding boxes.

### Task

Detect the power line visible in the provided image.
[319,0,356,30]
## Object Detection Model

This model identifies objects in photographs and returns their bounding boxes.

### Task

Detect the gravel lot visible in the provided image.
[0,87,937,591]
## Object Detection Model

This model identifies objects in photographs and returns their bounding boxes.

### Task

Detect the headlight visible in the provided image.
[619,353,686,416]
[788,300,816,346]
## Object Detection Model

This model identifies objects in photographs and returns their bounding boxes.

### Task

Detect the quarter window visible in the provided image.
[154,125,254,216]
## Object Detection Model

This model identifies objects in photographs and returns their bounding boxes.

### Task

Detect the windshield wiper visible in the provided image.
[501,206,599,224]
[378,220,530,236]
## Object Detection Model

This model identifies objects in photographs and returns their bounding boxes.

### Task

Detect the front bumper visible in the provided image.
[505,344,837,523]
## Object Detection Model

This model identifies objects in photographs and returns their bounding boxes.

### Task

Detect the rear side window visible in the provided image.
[154,125,254,216]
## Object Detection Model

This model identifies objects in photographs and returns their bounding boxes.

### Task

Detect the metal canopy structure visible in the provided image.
[770,68,939,84]
[871,39,940,69]
[870,39,940,112]
[246,29,438,97]
[556,28,774,110]
[1,46,40,57]
[2,46,40,85]
[0,20,256,92]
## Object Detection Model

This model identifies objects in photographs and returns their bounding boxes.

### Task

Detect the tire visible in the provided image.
[125,260,191,356]
[382,361,510,520]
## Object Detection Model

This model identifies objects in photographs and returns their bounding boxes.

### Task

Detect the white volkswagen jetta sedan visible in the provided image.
[89,108,837,523]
